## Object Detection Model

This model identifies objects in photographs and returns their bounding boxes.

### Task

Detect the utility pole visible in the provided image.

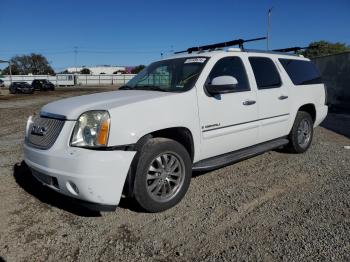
[267,7,273,50]
[74,46,78,73]
[9,62,12,84]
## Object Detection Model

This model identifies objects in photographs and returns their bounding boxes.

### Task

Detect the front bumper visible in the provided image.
[24,144,136,208]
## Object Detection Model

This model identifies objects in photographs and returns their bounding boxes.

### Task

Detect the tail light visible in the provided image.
[324,84,329,105]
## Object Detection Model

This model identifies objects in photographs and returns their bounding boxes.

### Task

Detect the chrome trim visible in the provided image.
[26,116,65,150]
[202,113,290,132]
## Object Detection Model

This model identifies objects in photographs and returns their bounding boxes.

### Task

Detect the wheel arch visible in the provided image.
[123,126,195,197]
[298,103,316,123]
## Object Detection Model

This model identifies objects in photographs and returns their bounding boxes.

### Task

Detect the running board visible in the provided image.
[192,138,289,172]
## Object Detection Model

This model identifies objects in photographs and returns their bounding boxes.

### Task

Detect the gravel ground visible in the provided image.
[0,87,349,261]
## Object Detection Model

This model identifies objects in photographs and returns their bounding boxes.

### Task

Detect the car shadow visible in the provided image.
[118,197,146,213]
[320,110,350,139]
[13,161,101,217]
[192,170,212,178]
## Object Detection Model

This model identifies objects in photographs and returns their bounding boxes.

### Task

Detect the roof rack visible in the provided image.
[174,37,267,54]
[272,46,308,53]
[273,45,320,54]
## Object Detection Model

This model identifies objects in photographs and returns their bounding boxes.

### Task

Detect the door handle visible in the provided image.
[243,100,256,106]
[278,95,288,100]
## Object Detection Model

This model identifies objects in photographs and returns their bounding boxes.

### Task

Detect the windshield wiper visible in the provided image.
[133,85,168,92]
[119,85,168,92]
[119,85,133,90]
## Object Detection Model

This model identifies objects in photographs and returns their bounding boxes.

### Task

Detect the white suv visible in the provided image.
[24,42,328,212]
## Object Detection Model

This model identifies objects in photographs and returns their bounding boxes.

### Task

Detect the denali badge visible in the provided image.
[31,125,48,136]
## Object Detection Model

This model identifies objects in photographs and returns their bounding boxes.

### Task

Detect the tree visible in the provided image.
[80,68,91,74]
[2,53,54,75]
[58,69,70,74]
[131,65,146,74]
[301,41,350,58]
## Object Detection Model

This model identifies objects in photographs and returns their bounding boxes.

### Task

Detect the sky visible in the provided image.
[1,0,349,72]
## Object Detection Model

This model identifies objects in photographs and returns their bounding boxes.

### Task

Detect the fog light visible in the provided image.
[66,181,79,196]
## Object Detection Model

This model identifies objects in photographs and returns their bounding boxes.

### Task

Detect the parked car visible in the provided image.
[0,79,4,87]
[32,79,55,91]
[9,82,34,94]
[23,39,328,213]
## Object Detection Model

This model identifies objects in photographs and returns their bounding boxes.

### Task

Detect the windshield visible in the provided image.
[122,57,208,92]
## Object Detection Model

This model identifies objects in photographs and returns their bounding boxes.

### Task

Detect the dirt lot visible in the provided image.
[0,87,349,261]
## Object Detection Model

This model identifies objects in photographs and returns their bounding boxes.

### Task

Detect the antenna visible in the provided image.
[174,37,267,54]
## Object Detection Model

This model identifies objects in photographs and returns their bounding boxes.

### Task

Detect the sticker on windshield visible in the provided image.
[184,58,206,64]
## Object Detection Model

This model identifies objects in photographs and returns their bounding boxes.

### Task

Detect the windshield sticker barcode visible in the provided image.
[184,58,206,63]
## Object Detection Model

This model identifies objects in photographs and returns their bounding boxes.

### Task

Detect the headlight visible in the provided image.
[70,110,110,147]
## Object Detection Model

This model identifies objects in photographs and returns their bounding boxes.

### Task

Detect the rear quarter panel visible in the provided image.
[275,57,327,132]
[288,83,326,130]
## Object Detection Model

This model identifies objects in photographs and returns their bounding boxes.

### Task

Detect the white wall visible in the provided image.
[1,75,67,86]
[76,74,135,86]
[0,74,136,87]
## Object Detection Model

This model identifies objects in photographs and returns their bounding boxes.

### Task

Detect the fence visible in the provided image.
[0,74,136,87]
[312,52,350,110]
[76,74,135,86]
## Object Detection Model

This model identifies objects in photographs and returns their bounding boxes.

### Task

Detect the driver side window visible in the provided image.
[208,57,250,92]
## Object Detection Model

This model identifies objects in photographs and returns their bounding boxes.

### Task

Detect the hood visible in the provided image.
[41,90,176,120]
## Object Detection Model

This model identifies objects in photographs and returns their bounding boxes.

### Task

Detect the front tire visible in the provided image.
[133,138,192,212]
[285,111,313,153]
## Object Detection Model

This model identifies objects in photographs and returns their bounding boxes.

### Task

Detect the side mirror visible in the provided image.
[206,76,238,95]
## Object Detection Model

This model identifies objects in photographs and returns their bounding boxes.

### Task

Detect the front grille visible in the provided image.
[26,116,65,150]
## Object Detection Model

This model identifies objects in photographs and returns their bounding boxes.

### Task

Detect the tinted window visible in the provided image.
[126,57,208,92]
[249,57,281,89]
[279,59,322,85]
[208,57,250,92]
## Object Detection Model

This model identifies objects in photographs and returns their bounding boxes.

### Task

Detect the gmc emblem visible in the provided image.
[31,125,48,136]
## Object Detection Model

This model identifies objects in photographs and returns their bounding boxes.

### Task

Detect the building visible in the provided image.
[66,65,127,75]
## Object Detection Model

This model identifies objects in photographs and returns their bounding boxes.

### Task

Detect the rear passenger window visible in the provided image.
[248,57,281,89]
[208,57,250,92]
[279,59,322,85]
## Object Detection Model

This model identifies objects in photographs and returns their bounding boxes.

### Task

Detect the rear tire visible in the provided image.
[132,138,192,212]
[285,111,313,153]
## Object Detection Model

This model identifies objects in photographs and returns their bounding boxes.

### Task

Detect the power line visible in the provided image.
[0,46,170,54]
